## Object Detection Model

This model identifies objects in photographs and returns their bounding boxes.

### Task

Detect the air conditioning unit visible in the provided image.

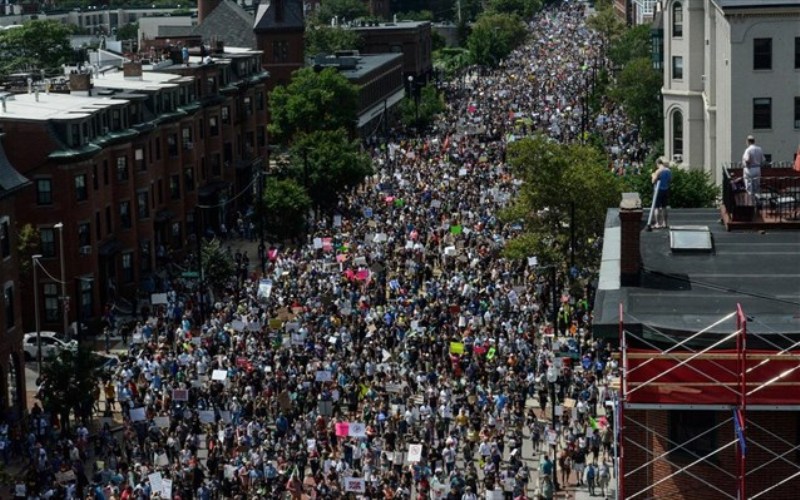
[79,245,92,255]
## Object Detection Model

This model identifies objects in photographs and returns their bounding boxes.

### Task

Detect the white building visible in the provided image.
[661,0,800,183]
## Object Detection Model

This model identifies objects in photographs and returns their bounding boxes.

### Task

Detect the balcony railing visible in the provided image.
[722,163,800,225]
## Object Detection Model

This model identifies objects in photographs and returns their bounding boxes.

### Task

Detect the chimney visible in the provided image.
[619,192,643,287]
[198,0,222,24]
[123,61,143,79]
[69,72,92,94]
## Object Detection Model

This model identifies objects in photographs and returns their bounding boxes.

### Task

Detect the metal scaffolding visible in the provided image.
[615,304,800,500]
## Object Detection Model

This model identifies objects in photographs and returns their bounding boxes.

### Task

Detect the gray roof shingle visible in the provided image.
[192,0,256,48]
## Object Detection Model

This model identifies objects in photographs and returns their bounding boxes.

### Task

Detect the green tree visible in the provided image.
[608,24,652,69]
[394,10,434,21]
[38,346,100,431]
[466,12,527,66]
[268,67,360,145]
[503,135,621,268]
[314,0,369,24]
[288,129,373,213]
[619,168,719,208]
[116,22,139,41]
[201,238,236,288]
[399,84,445,130]
[16,223,41,282]
[434,47,471,77]
[611,57,663,142]
[486,0,542,18]
[305,25,363,56]
[0,20,73,76]
[586,6,625,56]
[258,177,312,241]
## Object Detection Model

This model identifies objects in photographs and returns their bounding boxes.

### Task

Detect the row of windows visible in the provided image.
[752,97,800,130]
[753,38,800,71]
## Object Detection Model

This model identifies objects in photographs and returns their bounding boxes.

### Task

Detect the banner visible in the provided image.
[344,477,366,493]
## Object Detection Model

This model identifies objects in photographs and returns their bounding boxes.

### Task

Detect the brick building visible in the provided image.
[593,193,800,499]
[0,47,269,335]
[349,20,433,84]
[0,138,30,418]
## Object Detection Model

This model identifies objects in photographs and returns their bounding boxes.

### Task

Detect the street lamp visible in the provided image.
[53,222,69,341]
[32,254,43,372]
[407,75,420,134]
[547,364,560,491]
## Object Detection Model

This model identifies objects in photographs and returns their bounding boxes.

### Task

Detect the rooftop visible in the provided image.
[192,0,255,48]
[0,92,129,121]
[713,0,800,9]
[0,141,29,199]
[593,208,800,341]
[349,20,430,31]
[311,53,403,81]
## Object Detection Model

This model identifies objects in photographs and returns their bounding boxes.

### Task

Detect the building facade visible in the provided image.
[0,48,268,335]
[0,140,29,419]
[662,0,800,183]
[350,21,433,83]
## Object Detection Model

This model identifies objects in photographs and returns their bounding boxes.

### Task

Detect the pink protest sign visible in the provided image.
[335,422,349,437]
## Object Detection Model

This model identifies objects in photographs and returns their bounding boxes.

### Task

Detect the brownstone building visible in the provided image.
[254,0,306,88]
[349,20,433,83]
[0,137,30,418]
[0,48,269,335]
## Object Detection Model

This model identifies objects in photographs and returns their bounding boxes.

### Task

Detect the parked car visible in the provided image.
[22,332,78,361]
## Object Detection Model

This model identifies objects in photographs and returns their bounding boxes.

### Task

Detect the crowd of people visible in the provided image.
[6,2,639,499]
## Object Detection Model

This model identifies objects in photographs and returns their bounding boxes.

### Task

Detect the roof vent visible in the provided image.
[669,225,714,253]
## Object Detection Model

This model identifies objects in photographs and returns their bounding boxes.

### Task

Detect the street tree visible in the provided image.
[288,129,373,213]
[466,12,527,66]
[306,25,363,56]
[398,84,446,131]
[586,5,625,55]
[116,22,139,41]
[0,20,73,76]
[258,177,312,242]
[608,24,652,69]
[486,0,543,18]
[610,57,663,142]
[201,238,237,288]
[37,346,100,431]
[503,135,621,269]
[314,0,369,23]
[268,67,360,144]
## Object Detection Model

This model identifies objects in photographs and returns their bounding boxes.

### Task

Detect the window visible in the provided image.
[103,160,109,186]
[182,127,193,148]
[753,38,772,70]
[257,92,265,111]
[105,206,112,235]
[669,411,716,459]
[92,164,99,191]
[167,134,178,157]
[74,174,87,201]
[79,279,92,321]
[95,212,101,240]
[140,241,151,273]
[4,284,14,329]
[184,167,195,192]
[209,116,219,136]
[672,110,684,157]
[672,2,683,37]
[170,174,181,199]
[273,40,289,63]
[116,156,128,182]
[136,191,149,219]
[795,97,800,129]
[135,147,146,171]
[44,283,59,322]
[672,56,683,80]
[119,201,132,229]
[796,37,800,69]
[753,98,772,129]
[221,106,230,124]
[121,252,134,283]
[171,222,182,247]
[40,228,55,257]
[36,179,52,205]
[78,222,90,247]
[212,154,221,177]
[0,217,9,259]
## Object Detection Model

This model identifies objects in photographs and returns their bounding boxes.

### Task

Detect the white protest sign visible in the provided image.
[344,477,366,493]
[407,444,423,463]
[315,370,332,382]
[154,416,170,428]
[157,453,169,466]
[348,422,367,438]
[161,478,173,498]
[548,429,558,446]
[199,410,215,424]
[313,238,323,249]
[148,472,163,493]
[151,293,168,305]
[211,369,227,381]
[130,407,147,422]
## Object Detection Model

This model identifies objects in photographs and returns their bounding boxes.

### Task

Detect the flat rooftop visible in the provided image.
[0,92,129,121]
[350,20,430,31]
[593,208,800,342]
[311,53,403,80]
[93,70,190,91]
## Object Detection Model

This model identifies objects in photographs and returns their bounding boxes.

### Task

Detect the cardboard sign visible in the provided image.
[55,470,76,483]
[344,477,366,493]
[154,416,170,428]
[211,369,227,381]
[407,444,423,463]
[151,293,168,305]
[348,422,367,438]
[148,472,163,493]
[161,478,173,498]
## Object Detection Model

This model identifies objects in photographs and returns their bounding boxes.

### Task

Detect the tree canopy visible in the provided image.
[268,67,360,145]
[586,5,625,51]
[608,24,652,69]
[466,12,527,66]
[258,177,312,241]
[398,83,446,131]
[620,167,719,209]
[288,129,373,213]
[314,0,369,24]
[201,238,236,288]
[486,0,542,19]
[305,25,363,57]
[38,346,100,431]
[610,57,663,143]
[0,20,73,76]
[503,135,621,268]
[115,22,139,41]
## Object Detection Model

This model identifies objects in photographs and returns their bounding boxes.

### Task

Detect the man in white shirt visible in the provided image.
[742,135,765,197]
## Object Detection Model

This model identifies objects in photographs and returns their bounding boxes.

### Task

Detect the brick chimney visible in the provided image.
[123,61,143,79]
[69,72,92,93]
[619,192,643,287]
[198,0,222,24]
